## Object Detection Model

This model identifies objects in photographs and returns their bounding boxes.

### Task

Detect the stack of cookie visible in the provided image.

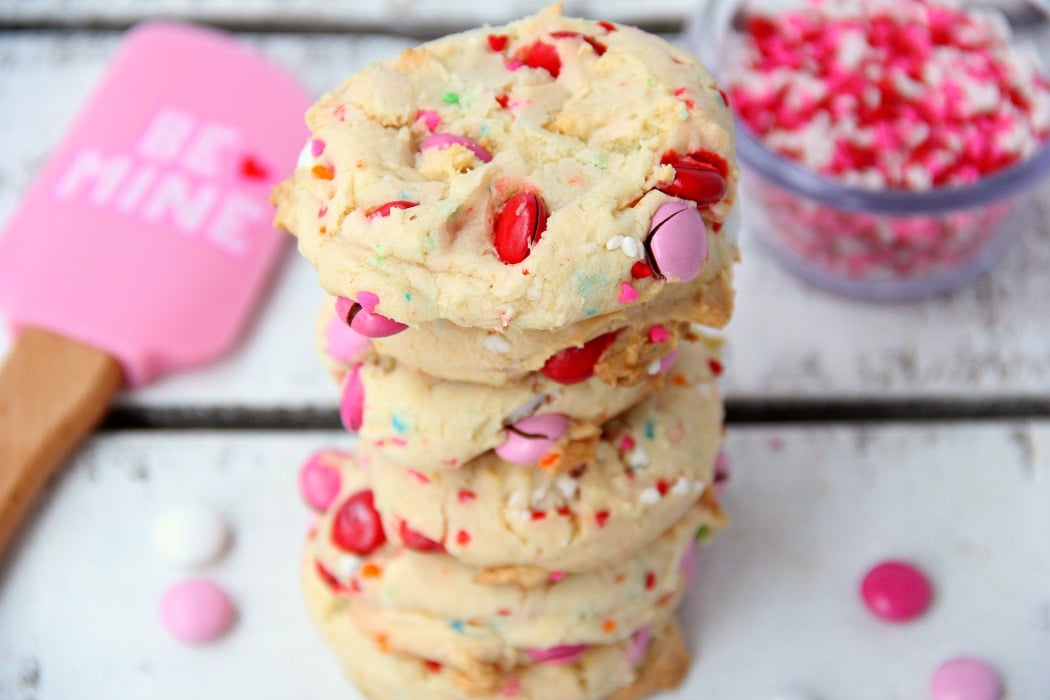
[275,7,738,699]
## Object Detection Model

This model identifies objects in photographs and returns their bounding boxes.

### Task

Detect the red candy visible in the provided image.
[541,332,617,385]
[657,151,729,206]
[398,520,444,553]
[331,490,386,555]
[494,192,548,264]
[487,34,508,52]
[367,201,418,219]
[549,31,607,56]
[861,560,933,622]
[630,261,653,279]
[517,41,561,77]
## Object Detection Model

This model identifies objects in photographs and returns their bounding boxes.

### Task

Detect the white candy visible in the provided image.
[153,504,230,569]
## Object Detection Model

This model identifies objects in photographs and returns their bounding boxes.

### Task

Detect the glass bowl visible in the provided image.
[686,0,1050,300]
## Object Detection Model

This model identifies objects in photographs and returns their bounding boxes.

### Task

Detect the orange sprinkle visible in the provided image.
[361,563,383,580]
[375,633,390,653]
[602,619,617,634]
[319,226,327,235]
[671,373,688,387]
[613,573,626,584]
[538,452,559,470]
[312,164,334,180]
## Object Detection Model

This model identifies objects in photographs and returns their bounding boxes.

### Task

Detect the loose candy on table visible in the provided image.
[340,364,365,432]
[541,331,617,385]
[299,451,344,511]
[646,202,708,283]
[860,560,933,622]
[159,578,236,644]
[930,657,1003,700]
[494,191,549,264]
[331,490,386,555]
[496,413,571,464]
[152,504,230,569]
[335,294,407,339]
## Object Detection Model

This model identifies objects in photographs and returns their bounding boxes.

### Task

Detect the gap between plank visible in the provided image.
[97,398,1050,431]
[0,17,682,39]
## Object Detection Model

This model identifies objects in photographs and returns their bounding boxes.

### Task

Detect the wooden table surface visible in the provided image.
[0,3,1048,699]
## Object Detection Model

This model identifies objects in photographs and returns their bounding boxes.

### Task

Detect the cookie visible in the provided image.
[307,453,721,683]
[319,306,722,471]
[304,554,691,699]
[274,5,737,333]
[367,373,723,573]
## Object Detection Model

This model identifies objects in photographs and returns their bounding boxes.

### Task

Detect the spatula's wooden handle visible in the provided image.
[0,327,123,559]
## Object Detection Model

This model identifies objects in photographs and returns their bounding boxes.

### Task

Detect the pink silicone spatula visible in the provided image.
[0,23,311,557]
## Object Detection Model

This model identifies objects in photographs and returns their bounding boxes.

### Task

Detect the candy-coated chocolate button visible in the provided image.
[159,579,236,644]
[421,133,492,163]
[496,414,570,464]
[526,644,588,665]
[657,151,729,206]
[494,192,548,264]
[152,504,229,569]
[541,332,616,385]
[331,490,386,555]
[367,200,418,219]
[646,202,707,283]
[299,450,344,511]
[399,520,445,553]
[931,657,1002,700]
[861,560,933,622]
[340,364,365,432]
[325,315,370,364]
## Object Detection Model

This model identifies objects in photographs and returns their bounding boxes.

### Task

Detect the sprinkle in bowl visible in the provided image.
[688,0,1050,299]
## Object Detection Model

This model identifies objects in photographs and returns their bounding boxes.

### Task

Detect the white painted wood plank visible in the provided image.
[5,0,696,30]
[0,423,1047,698]
[1,33,1049,405]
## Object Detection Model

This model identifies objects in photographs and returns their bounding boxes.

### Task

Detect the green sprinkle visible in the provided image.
[442,92,460,105]
[450,619,465,633]
[391,414,409,434]
[647,77,656,87]
[372,256,385,266]
[479,124,490,136]
[592,152,608,170]
[696,525,712,542]
[644,421,656,440]
[404,293,412,301]
[585,309,598,317]
[680,109,690,120]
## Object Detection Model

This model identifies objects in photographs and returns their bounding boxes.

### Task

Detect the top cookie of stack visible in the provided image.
[274,5,738,339]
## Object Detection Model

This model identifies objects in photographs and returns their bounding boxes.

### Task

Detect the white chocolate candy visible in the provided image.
[153,504,230,569]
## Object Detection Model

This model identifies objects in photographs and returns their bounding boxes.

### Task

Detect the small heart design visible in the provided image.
[240,155,269,181]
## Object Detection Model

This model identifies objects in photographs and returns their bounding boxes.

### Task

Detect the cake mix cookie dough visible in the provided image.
[304,557,690,700]
[369,376,722,574]
[306,455,721,681]
[273,5,738,333]
[369,268,729,386]
[320,315,721,471]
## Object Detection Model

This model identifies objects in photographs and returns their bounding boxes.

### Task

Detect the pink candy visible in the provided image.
[930,657,1003,700]
[159,578,236,644]
[335,293,407,338]
[525,644,588,665]
[325,315,371,364]
[299,450,344,511]
[860,560,933,622]
[421,133,492,163]
[646,202,708,283]
[496,414,570,464]
[624,626,652,666]
[340,364,365,432]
